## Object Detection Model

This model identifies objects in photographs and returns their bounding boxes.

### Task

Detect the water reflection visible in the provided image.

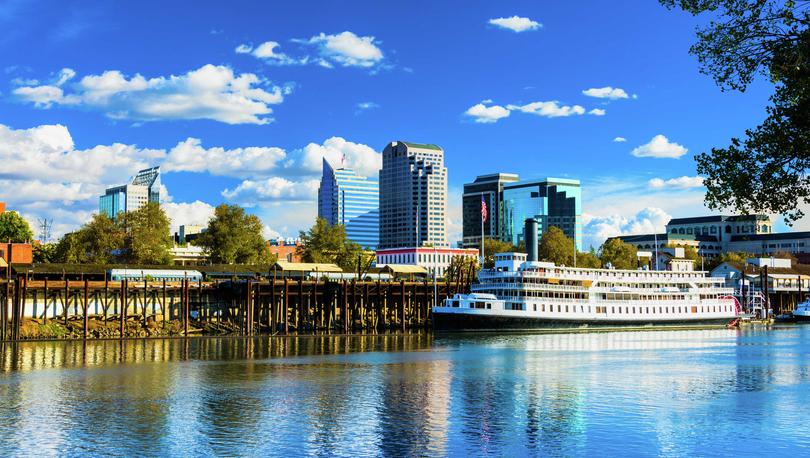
[1,328,810,456]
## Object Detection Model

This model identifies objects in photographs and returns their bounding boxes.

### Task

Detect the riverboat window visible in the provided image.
[541,304,545,312]
[632,307,636,314]
[691,306,698,313]
[565,305,569,313]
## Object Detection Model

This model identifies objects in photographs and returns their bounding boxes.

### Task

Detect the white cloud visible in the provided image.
[583,207,672,246]
[235,41,301,65]
[582,86,630,100]
[162,200,216,234]
[222,177,319,205]
[13,64,289,125]
[588,108,606,116]
[507,101,585,118]
[631,134,688,159]
[299,136,381,178]
[613,137,627,142]
[296,31,384,68]
[488,16,542,32]
[648,176,704,189]
[54,67,76,86]
[464,102,510,123]
[162,137,287,179]
[356,101,378,110]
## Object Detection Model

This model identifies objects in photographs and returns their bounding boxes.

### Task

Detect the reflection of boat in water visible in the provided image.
[433,252,739,332]
[791,299,810,322]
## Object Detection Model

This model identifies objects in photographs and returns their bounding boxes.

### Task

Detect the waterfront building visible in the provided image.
[462,173,520,249]
[179,224,204,244]
[318,158,379,249]
[266,238,302,263]
[501,178,582,251]
[379,141,448,249]
[170,245,207,266]
[376,247,478,277]
[0,202,33,268]
[613,214,810,260]
[99,166,161,218]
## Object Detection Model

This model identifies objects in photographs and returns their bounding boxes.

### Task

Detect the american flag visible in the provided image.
[481,195,488,222]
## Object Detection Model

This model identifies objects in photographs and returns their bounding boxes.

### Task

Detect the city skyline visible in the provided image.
[0,1,792,249]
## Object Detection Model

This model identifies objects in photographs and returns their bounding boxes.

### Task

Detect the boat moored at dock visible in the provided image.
[433,252,739,332]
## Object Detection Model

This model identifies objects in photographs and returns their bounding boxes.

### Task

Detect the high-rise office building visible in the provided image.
[379,141,448,249]
[462,173,520,248]
[318,158,380,248]
[501,177,582,251]
[99,166,161,218]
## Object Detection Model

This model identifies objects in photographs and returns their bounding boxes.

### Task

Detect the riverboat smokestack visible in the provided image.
[524,218,538,262]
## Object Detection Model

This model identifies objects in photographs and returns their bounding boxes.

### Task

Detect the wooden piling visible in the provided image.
[119,280,125,338]
[283,277,289,334]
[83,279,89,339]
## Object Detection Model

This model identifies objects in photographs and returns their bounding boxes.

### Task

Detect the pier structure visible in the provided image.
[0,274,473,341]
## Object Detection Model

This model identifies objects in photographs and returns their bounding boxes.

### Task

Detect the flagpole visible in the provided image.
[480,193,485,267]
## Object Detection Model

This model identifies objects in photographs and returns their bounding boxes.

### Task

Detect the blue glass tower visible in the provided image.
[502,177,582,251]
[318,159,379,249]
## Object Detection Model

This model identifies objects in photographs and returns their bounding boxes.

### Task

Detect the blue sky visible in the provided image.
[0,0,785,248]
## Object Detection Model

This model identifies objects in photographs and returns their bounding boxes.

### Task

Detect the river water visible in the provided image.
[1,327,809,457]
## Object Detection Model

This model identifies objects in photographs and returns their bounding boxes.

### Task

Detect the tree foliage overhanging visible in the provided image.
[660,0,810,222]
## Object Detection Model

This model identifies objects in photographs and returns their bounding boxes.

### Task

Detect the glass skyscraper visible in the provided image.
[502,177,582,251]
[99,166,161,218]
[318,159,380,249]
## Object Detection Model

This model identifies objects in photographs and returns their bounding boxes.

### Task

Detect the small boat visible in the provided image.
[792,299,810,322]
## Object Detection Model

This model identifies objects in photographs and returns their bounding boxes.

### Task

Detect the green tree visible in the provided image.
[33,243,57,263]
[707,251,753,270]
[197,204,271,265]
[599,238,638,270]
[482,238,518,268]
[121,202,172,264]
[576,250,602,268]
[53,232,83,264]
[660,1,810,223]
[0,211,33,243]
[297,218,362,271]
[538,226,575,266]
[82,213,125,264]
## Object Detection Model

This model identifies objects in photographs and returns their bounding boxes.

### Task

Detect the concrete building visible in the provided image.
[318,158,379,248]
[613,214,810,259]
[170,245,207,266]
[376,247,478,277]
[462,173,520,249]
[99,166,161,218]
[501,178,583,251]
[379,141,448,249]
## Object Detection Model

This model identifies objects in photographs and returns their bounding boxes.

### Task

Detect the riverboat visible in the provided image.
[433,252,740,331]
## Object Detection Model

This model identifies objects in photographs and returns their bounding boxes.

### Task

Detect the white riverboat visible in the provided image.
[791,299,810,322]
[433,252,740,331]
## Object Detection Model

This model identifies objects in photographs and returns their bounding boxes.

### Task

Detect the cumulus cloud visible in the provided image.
[298,136,381,178]
[162,137,287,179]
[162,200,216,234]
[488,16,542,32]
[613,137,627,142]
[464,102,510,123]
[13,64,289,125]
[631,134,688,159]
[222,177,319,205]
[294,31,384,68]
[648,176,704,189]
[582,86,630,100]
[235,41,302,65]
[507,101,586,118]
[588,108,606,116]
[583,207,671,245]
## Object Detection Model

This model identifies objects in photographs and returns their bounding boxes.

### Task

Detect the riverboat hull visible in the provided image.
[432,310,735,332]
